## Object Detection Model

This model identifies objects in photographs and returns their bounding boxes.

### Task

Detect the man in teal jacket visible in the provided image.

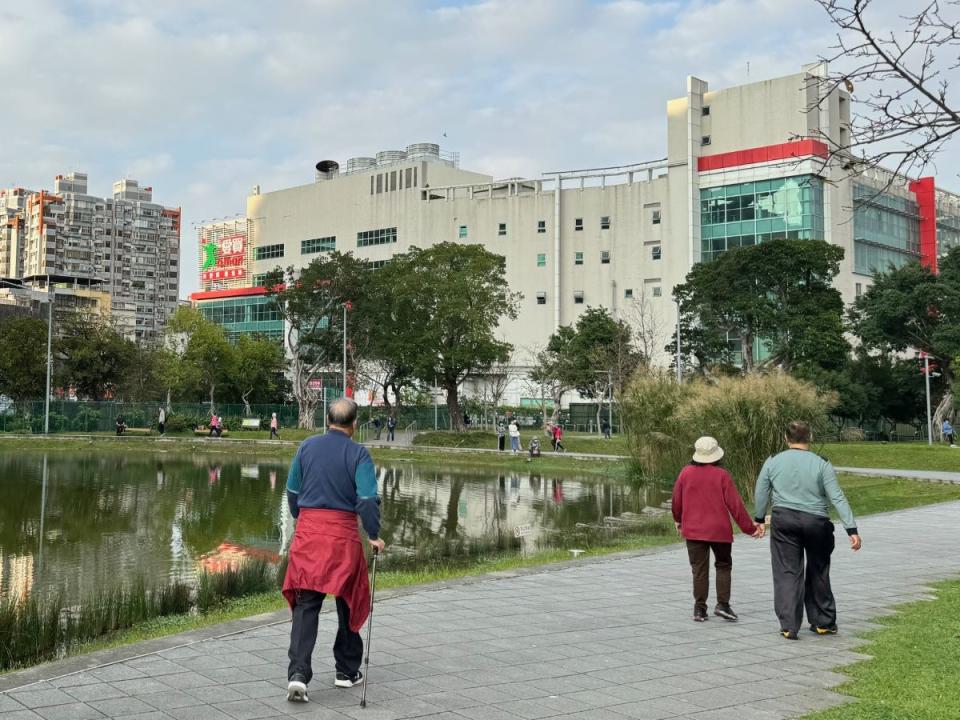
[754,421,862,640]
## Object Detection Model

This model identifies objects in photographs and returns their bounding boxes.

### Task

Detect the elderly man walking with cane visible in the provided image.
[754,421,861,641]
[282,398,385,703]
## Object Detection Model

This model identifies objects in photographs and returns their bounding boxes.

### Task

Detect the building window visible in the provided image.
[459,225,468,239]
[499,222,507,236]
[376,174,383,193]
[253,273,271,287]
[855,282,862,297]
[601,251,610,264]
[601,216,611,230]
[652,246,661,261]
[536,292,547,305]
[301,236,336,254]
[702,106,711,117]
[357,227,397,247]
[652,286,662,297]
[366,259,389,269]
[624,288,633,299]
[701,135,711,146]
[255,243,284,261]
[537,253,546,267]
[573,291,584,304]
[652,209,661,225]
[390,171,397,192]
[575,218,583,231]
[537,220,546,233]
[575,252,584,266]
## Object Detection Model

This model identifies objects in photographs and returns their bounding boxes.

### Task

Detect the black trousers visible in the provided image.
[287,590,363,683]
[770,507,837,632]
[685,540,732,610]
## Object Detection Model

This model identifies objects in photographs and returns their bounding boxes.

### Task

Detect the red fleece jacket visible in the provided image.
[671,465,755,543]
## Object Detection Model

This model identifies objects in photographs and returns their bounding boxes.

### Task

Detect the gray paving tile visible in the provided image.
[6,688,76,710]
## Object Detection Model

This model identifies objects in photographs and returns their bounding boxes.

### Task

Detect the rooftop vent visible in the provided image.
[315,160,340,181]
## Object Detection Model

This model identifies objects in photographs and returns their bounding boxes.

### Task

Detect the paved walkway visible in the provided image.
[2,502,960,720]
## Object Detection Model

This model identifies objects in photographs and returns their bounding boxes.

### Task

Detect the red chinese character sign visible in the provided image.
[201,233,248,282]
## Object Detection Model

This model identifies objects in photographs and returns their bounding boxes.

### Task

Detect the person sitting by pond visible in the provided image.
[208,410,218,437]
[115,415,126,436]
[672,436,764,623]
[528,436,541,458]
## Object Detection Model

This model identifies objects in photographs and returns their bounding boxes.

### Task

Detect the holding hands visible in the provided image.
[751,522,766,539]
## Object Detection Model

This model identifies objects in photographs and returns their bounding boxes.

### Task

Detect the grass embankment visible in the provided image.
[413,429,629,456]
[821,442,959,473]
[802,578,960,720]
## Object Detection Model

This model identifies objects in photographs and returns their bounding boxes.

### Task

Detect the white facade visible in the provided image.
[219,65,960,405]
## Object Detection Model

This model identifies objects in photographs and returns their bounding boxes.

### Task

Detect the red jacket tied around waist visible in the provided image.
[671,465,755,543]
[282,509,370,632]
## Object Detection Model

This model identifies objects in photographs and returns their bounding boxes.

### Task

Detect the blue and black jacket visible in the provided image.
[285,429,381,540]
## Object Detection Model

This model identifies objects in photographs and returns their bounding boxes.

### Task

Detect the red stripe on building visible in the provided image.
[909,176,938,273]
[190,286,271,301]
[698,139,830,172]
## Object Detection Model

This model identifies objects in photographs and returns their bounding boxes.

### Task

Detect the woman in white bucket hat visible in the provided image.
[672,436,765,622]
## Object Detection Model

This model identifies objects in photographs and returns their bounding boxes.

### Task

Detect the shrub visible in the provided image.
[622,370,836,496]
[196,559,275,612]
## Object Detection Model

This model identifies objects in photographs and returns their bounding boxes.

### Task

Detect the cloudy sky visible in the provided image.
[1,0,956,296]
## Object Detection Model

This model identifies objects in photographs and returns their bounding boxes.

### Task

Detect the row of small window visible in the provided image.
[536,246,661,267]
[255,244,284,261]
[534,286,662,305]
[485,212,660,238]
[302,236,335,254]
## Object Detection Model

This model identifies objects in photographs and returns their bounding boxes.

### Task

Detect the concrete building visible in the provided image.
[0,173,181,340]
[0,275,112,325]
[191,64,960,403]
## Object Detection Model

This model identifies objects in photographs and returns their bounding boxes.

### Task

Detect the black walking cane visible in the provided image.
[359,547,379,708]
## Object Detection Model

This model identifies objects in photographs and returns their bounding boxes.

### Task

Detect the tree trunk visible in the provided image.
[445,379,465,432]
[596,403,603,437]
[741,332,755,373]
[291,360,318,430]
[208,382,215,410]
[241,390,252,417]
[165,388,171,413]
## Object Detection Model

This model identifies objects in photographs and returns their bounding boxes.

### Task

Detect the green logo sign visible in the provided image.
[202,242,218,270]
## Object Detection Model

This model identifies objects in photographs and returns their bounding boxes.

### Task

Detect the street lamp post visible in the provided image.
[44,276,53,434]
[674,298,682,384]
[924,353,933,446]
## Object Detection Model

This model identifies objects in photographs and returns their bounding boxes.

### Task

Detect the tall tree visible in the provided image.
[850,246,960,425]
[233,335,287,415]
[266,252,371,429]
[670,240,848,374]
[0,316,49,404]
[388,243,519,432]
[56,314,136,400]
[165,307,236,408]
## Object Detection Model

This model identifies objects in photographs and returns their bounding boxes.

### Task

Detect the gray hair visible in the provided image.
[328,397,358,427]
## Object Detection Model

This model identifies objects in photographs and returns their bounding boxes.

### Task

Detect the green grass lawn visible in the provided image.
[821,442,959,473]
[412,429,629,455]
[802,578,960,720]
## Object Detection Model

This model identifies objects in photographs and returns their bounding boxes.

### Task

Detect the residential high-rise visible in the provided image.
[0,173,181,339]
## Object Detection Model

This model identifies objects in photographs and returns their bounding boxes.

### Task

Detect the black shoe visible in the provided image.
[780,629,798,640]
[810,624,838,635]
[287,674,308,703]
[714,603,738,621]
[693,606,709,622]
[335,671,363,688]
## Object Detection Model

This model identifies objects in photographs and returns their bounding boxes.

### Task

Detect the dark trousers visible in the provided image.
[288,590,363,683]
[685,540,732,610]
[498,436,505,451]
[387,427,395,440]
[270,428,279,439]
[158,422,165,435]
[770,507,836,632]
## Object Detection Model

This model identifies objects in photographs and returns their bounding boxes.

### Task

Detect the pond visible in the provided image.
[0,452,672,605]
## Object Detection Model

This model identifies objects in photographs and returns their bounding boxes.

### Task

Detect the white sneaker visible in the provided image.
[335,671,363,688]
[287,679,308,703]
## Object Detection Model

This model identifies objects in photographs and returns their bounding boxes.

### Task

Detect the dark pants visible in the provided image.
[288,590,363,683]
[387,427,395,441]
[158,422,165,435]
[770,507,837,632]
[498,436,505,451]
[685,540,732,610]
[270,428,279,439]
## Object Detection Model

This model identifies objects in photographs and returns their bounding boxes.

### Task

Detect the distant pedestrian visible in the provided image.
[672,437,763,623]
[387,415,396,441]
[552,424,565,453]
[373,416,383,440]
[943,418,956,446]
[270,412,280,440]
[157,407,166,436]
[508,420,521,453]
[754,421,861,640]
[601,419,611,440]
[283,398,384,702]
[115,415,126,436]
[497,421,506,452]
